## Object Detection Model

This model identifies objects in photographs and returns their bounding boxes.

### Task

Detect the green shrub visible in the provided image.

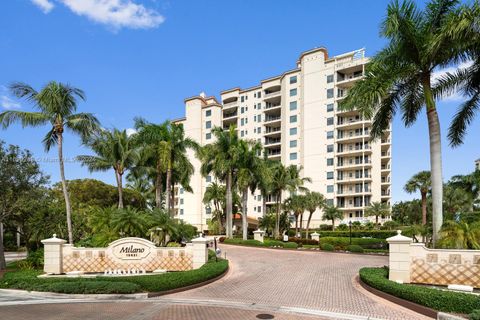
[319,237,387,250]
[320,243,334,251]
[283,242,298,249]
[316,230,396,239]
[336,224,349,231]
[166,242,181,247]
[16,260,35,270]
[264,240,284,247]
[470,310,480,320]
[223,238,265,247]
[26,249,44,269]
[360,267,480,314]
[346,245,364,253]
[288,237,318,245]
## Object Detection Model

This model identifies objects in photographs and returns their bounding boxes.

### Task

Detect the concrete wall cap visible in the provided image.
[311,232,320,236]
[386,230,413,243]
[191,236,208,243]
[253,230,265,234]
[41,234,67,244]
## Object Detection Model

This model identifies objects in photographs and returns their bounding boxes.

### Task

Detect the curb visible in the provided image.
[356,276,437,319]
[0,288,148,300]
[147,264,229,298]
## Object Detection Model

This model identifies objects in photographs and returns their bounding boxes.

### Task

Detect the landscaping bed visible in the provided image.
[0,256,228,294]
[359,267,480,315]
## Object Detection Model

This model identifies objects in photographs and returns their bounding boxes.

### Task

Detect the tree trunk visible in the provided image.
[295,214,298,236]
[0,222,6,271]
[16,226,21,248]
[375,215,379,225]
[262,193,267,217]
[299,212,304,236]
[423,78,443,247]
[57,133,74,244]
[155,168,163,209]
[274,195,280,239]
[165,167,172,215]
[421,191,427,225]
[332,219,335,230]
[306,211,314,240]
[242,188,248,240]
[226,171,233,238]
[115,170,124,209]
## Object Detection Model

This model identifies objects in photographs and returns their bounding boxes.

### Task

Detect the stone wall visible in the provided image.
[42,235,208,275]
[387,231,480,288]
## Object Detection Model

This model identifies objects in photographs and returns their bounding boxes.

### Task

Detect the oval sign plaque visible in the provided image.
[110,238,154,260]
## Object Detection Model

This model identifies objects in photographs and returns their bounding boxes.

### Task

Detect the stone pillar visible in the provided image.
[386,230,413,283]
[311,232,320,242]
[253,230,265,243]
[41,234,67,274]
[191,235,208,269]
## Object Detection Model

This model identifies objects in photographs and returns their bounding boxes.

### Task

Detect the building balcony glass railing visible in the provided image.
[381,151,391,157]
[337,159,372,167]
[337,175,372,182]
[264,127,281,134]
[265,102,281,109]
[223,111,238,119]
[381,177,391,183]
[267,149,281,156]
[265,115,281,122]
[265,138,281,146]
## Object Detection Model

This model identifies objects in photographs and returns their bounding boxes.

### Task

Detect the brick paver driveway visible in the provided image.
[0,245,430,320]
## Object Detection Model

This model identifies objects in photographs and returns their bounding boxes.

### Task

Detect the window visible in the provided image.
[206,175,212,182]
[290,88,297,97]
[327,103,334,112]
[327,131,334,139]
[327,74,334,83]
[290,140,297,148]
[206,121,211,129]
[240,118,244,126]
[258,92,261,98]
[327,88,334,99]
[327,117,334,126]
[327,185,334,193]
[327,171,334,179]
[290,115,297,123]
[241,107,245,114]
[327,158,334,166]
[290,101,297,111]
[241,130,245,137]
[326,199,334,206]
[180,209,184,215]
[257,127,262,133]
[180,198,184,205]
[257,103,262,109]
[205,110,211,117]
[290,127,297,135]
[290,152,297,160]
[241,96,245,102]
[327,144,334,152]
[180,188,184,194]
[290,76,297,84]
[206,132,211,140]
[257,206,261,213]
[245,117,248,124]
[206,207,211,215]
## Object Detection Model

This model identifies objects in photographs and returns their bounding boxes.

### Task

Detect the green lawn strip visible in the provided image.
[359,267,480,314]
[0,258,228,294]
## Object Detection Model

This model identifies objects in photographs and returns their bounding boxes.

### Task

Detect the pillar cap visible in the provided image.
[311,232,320,236]
[253,229,265,234]
[41,234,67,245]
[191,235,208,244]
[386,230,413,243]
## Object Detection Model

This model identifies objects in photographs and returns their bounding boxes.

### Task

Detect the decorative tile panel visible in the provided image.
[411,258,480,287]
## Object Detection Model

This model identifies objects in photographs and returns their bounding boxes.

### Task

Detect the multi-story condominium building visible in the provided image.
[172,47,392,232]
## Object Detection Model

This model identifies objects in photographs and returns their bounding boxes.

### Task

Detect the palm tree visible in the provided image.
[304,191,326,239]
[126,171,155,208]
[147,209,177,246]
[256,155,275,218]
[134,119,169,209]
[237,139,263,240]
[0,81,99,244]
[340,0,466,246]
[270,163,311,238]
[404,171,431,225]
[283,194,306,237]
[438,220,480,249]
[77,129,138,208]
[203,181,226,231]
[199,126,241,238]
[322,205,344,230]
[111,207,148,238]
[365,202,391,226]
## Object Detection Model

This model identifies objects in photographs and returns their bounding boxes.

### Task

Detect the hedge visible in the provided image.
[223,238,298,249]
[319,237,387,250]
[0,257,228,294]
[320,243,334,251]
[346,244,364,253]
[360,267,480,314]
[318,230,396,239]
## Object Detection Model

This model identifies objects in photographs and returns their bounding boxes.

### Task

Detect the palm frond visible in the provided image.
[448,92,480,146]
[0,110,49,129]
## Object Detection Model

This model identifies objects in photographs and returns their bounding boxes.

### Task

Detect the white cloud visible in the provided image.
[432,60,473,102]
[1,96,21,110]
[126,128,137,136]
[31,0,55,13]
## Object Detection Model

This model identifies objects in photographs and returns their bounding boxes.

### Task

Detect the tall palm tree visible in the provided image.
[404,171,431,225]
[340,0,466,245]
[365,201,391,225]
[203,181,226,231]
[111,207,148,238]
[270,163,311,238]
[126,171,155,208]
[199,126,241,238]
[77,129,138,209]
[304,191,326,239]
[256,155,275,218]
[283,194,307,237]
[237,139,263,240]
[322,205,344,230]
[134,119,169,209]
[0,81,99,244]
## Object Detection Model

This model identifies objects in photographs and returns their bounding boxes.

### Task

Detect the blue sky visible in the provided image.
[0,0,478,203]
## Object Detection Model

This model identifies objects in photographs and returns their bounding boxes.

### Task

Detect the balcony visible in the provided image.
[336,131,369,143]
[381,138,391,144]
[264,102,282,114]
[265,137,281,148]
[337,189,370,196]
[336,71,364,87]
[265,195,279,204]
[337,175,372,184]
[381,151,391,158]
[223,101,238,110]
[223,111,238,120]
[264,126,281,137]
[336,145,372,156]
[264,115,281,125]
[381,164,391,171]
[337,159,372,169]
[267,148,281,159]
[381,177,391,184]
[381,190,391,197]
[336,118,368,129]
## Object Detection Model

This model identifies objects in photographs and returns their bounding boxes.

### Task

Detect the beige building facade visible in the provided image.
[172,47,392,232]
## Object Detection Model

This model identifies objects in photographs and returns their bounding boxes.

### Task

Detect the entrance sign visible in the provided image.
[110,238,154,260]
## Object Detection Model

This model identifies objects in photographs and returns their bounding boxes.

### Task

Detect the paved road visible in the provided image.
[0,245,430,320]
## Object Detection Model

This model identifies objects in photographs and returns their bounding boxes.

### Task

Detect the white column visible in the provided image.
[41,234,67,274]
[253,230,265,243]
[386,230,412,283]
[191,236,208,269]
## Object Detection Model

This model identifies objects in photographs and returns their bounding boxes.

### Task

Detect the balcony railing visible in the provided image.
[267,149,281,156]
[265,127,281,134]
[381,151,391,157]
[223,111,238,119]
[223,101,238,109]
[265,138,281,145]
[265,102,281,109]
[264,90,281,98]
[265,115,281,122]
[337,159,372,167]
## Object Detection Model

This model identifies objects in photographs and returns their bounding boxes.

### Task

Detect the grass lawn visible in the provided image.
[0,255,228,294]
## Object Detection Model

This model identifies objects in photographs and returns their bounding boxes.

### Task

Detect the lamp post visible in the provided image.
[349,221,352,245]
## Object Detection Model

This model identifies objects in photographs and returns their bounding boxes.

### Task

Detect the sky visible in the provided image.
[0,0,478,203]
